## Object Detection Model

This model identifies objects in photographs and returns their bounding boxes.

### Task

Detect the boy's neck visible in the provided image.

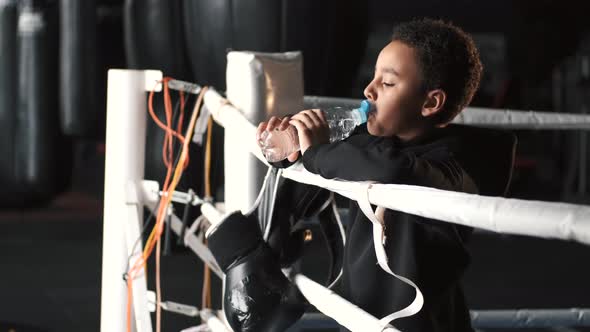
[396,125,440,146]
[397,126,432,142]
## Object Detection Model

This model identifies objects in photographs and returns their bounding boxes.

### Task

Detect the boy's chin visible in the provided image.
[366,120,374,133]
[366,121,382,136]
[367,121,397,137]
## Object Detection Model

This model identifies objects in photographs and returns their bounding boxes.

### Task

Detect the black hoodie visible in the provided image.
[300,123,516,332]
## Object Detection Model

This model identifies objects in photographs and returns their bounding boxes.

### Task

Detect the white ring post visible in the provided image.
[101,69,162,332]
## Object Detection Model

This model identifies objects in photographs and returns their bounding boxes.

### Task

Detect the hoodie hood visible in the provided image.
[446,124,517,196]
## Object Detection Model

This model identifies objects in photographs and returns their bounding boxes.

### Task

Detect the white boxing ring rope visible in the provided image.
[470,309,590,328]
[101,71,590,332]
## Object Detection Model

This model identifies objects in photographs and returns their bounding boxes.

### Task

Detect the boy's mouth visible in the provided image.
[367,102,377,116]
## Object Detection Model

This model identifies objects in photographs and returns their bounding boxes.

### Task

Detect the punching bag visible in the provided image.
[182,0,369,96]
[95,0,126,139]
[59,0,98,136]
[10,0,68,206]
[280,0,369,97]
[124,0,190,79]
[181,0,236,90]
[0,0,17,194]
[123,0,202,192]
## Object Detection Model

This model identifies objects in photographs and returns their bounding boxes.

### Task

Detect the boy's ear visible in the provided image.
[421,89,446,118]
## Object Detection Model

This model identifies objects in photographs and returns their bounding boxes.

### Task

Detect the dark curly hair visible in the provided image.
[392,18,483,124]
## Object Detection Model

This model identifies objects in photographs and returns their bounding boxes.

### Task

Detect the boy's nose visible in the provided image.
[364,81,376,102]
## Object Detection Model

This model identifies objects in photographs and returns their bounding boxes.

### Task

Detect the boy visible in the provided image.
[257,19,489,331]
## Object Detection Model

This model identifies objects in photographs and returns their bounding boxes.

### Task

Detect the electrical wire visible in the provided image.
[124,206,156,279]
[153,87,206,332]
[123,92,190,277]
[204,117,213,199]
[201,116,215,309]
[125,78,207,332]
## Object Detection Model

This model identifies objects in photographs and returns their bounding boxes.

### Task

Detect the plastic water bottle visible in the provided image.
[259,100,373,162]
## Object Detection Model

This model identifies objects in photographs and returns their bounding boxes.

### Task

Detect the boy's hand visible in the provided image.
[256,115,300,162]
[256,115,291,140]
[290,109,329,155]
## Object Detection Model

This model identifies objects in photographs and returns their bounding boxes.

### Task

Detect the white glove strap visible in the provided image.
[356,183,424,325]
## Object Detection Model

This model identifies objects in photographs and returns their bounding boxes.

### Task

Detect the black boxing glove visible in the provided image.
[207,212,305,332]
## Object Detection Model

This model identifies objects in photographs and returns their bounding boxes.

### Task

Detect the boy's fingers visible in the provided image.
[289,118,304,131]
[279,117,291,130]
[312,109,326,123]
[289,119,312,153]
[305,110,324,128]
[289,119,311,137]
[267,116,281,131]
[300,110,322,127]
[256,122,267,141]
[292,112,316,129]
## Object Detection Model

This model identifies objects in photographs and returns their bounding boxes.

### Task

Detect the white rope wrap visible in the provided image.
[284,164,590,245]
[277,309,590,329]
[470,308,590,328]
[304,96,590,130]
[293,274,399,332]
[456,107,590,129]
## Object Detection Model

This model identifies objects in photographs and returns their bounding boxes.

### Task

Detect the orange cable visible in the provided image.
[152,88,208,332]
[126,82,207,332]
[147,78,186,145]
[204,117,213,198]
[201,116,214,308]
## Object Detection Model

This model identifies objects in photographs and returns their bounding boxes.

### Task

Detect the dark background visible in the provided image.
[1,0,590,331]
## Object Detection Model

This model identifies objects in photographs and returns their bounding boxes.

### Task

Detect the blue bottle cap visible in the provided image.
[357,99,372,123]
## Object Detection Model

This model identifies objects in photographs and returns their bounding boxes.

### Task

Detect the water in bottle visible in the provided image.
[259,100,373,162]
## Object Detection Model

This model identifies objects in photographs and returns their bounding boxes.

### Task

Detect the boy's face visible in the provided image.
[364,41,427,138]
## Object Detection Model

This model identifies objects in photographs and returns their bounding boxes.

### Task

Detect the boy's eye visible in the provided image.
[382,82,395,87]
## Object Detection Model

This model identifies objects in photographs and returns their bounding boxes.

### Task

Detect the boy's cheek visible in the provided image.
[366,119,384,136]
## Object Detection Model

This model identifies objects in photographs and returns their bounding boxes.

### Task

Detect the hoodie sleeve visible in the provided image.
[301,136,474,192]
[302,139,411,183]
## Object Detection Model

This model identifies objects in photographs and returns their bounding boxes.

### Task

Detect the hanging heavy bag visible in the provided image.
[10,0,69,206]
[124,0,201,193]
[59,0,99,136]
[182,0,368,96]
[123,0,190,79]
[0,0,17,194]
[181,0,232,89]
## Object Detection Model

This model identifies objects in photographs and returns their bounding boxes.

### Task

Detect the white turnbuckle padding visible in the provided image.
[224,51,303,213]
